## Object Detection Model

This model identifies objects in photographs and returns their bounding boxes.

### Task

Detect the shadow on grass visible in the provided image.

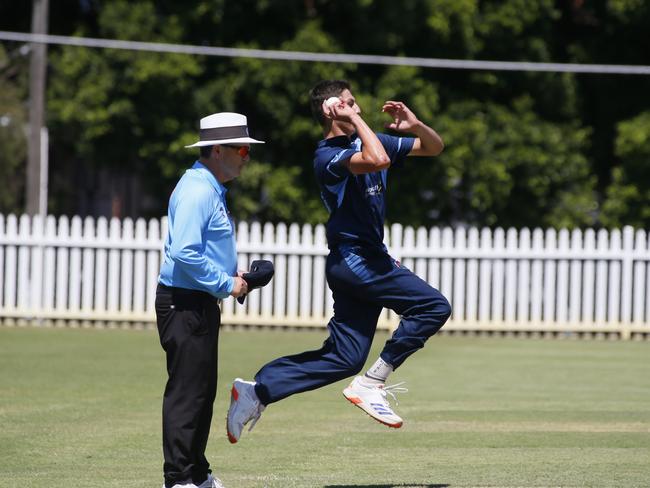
[324,485,449,488]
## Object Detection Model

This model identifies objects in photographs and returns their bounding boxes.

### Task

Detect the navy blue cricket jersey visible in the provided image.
[314,132,414,250]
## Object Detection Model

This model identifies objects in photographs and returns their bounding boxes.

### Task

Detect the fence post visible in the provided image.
[248,222,263,316]
[402,225,415,271]
[608,229,622,324]
[427,227,441,288]
[233,221,249,319]
[453,227,467,324]
[30,214,44,314]
[543,228,557,324]
[386,223,400,259]
[492,228,505,324]
[466,227,480,324]
[530,228,544,323]
[17,215,31,313]
[107,218,121,313]
[42,216,56,312]
[0,215,4,310]
[415,227,428,279]
[478,227,492,324]
[299,224,313,320]
[260,222,275,318]
[146,218,161,315]
[504,228,518,324]
[273,223,287,320]
[440,227,453,301]
[55,216,69,312]
[595,229,609,324]
[120,218,134,313]
[133,218,147,314]
[646,230,650,329]
[516,228,531,324]
[95,217,108,314]
[556,228,570,325]
[633,229,646,325]
[569,228,583,325]
[582,229,596,324]
[4,215,18,311]
[286,223,300,320]
[312,224,327,321]
[620,226,634,327]
[82,216,96,313]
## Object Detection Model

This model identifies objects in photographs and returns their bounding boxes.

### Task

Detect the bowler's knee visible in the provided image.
[340,355,366,377]
[420,291,451,325]
[437,295,452,322]
[324,336,368,377]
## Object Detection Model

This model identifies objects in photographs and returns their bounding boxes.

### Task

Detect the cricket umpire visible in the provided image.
[155,112,264,488]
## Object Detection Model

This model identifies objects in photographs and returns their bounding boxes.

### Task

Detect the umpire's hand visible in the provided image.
[230,276,249,298]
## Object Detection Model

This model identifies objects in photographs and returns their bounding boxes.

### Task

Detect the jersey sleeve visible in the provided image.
[314,146,357,185]
[377,133,415,168]
[168,182,235,297]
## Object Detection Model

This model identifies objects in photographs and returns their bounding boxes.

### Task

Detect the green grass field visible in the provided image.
[1,326,649,488]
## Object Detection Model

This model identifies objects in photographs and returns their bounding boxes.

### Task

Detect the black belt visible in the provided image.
[157,283,222,307]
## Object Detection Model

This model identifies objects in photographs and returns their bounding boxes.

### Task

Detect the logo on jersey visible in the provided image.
[365,182,384,197]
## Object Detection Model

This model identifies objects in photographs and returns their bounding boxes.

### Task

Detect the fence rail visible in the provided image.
[1,214,649,337]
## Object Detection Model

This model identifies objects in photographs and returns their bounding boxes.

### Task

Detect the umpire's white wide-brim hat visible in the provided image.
[185,112,265,148]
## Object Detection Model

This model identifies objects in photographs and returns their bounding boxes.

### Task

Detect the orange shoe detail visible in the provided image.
[346,396,362,405]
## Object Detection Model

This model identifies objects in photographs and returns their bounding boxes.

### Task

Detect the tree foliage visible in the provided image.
[601,111,650,227]
[1,0,649,228]
[0,44,27,214]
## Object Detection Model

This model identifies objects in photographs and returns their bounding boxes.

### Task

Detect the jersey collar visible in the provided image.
[191,161,227,195]
[319,132,358,148]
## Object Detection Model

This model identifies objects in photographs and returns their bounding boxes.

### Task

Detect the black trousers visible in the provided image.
[155,284,221,487]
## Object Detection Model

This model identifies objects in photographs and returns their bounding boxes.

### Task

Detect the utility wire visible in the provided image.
[1,30,650,75]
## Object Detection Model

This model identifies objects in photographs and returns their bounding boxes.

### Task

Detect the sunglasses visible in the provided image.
[222,144,250,158]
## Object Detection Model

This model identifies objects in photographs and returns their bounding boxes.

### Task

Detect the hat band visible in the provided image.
[200,125,249,141]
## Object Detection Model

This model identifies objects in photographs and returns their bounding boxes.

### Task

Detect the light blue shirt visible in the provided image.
[159,161,236,298]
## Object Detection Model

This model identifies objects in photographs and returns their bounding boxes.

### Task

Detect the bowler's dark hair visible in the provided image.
[199,145,213,158]
[309,79,350,126]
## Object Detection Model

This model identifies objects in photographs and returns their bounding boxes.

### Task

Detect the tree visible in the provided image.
[386,97,596,228]
[46,0,202,216]
[2,0,649,229]
[0,44,27,214]
[601,111,650,227]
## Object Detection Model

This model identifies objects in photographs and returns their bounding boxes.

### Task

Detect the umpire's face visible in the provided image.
[217,144,250,182]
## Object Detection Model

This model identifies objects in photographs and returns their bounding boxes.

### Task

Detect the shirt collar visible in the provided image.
[192,161,227,196]
[318,132,358,148]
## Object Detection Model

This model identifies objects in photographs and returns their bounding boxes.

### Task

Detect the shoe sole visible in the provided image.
[226,383,241,444]
[342,391,403,428]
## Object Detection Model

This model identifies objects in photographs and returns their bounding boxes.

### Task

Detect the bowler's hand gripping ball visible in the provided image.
[325,96,341,108]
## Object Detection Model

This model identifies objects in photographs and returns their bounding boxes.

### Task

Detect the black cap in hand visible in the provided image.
[237,260,274,304]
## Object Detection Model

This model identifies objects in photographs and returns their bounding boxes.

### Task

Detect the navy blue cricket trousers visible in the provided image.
[254,245,451,405]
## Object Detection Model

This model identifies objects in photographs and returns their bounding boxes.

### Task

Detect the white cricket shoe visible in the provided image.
[198,474,225,488]
[226,378,265,444]
[342,376,408,428]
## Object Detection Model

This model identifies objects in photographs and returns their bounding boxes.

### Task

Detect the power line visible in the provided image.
[1,30,650,75]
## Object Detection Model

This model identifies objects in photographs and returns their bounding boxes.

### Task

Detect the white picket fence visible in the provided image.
[1,213,649,337]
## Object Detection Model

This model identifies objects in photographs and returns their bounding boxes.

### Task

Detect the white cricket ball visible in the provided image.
[325,97,340,107]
